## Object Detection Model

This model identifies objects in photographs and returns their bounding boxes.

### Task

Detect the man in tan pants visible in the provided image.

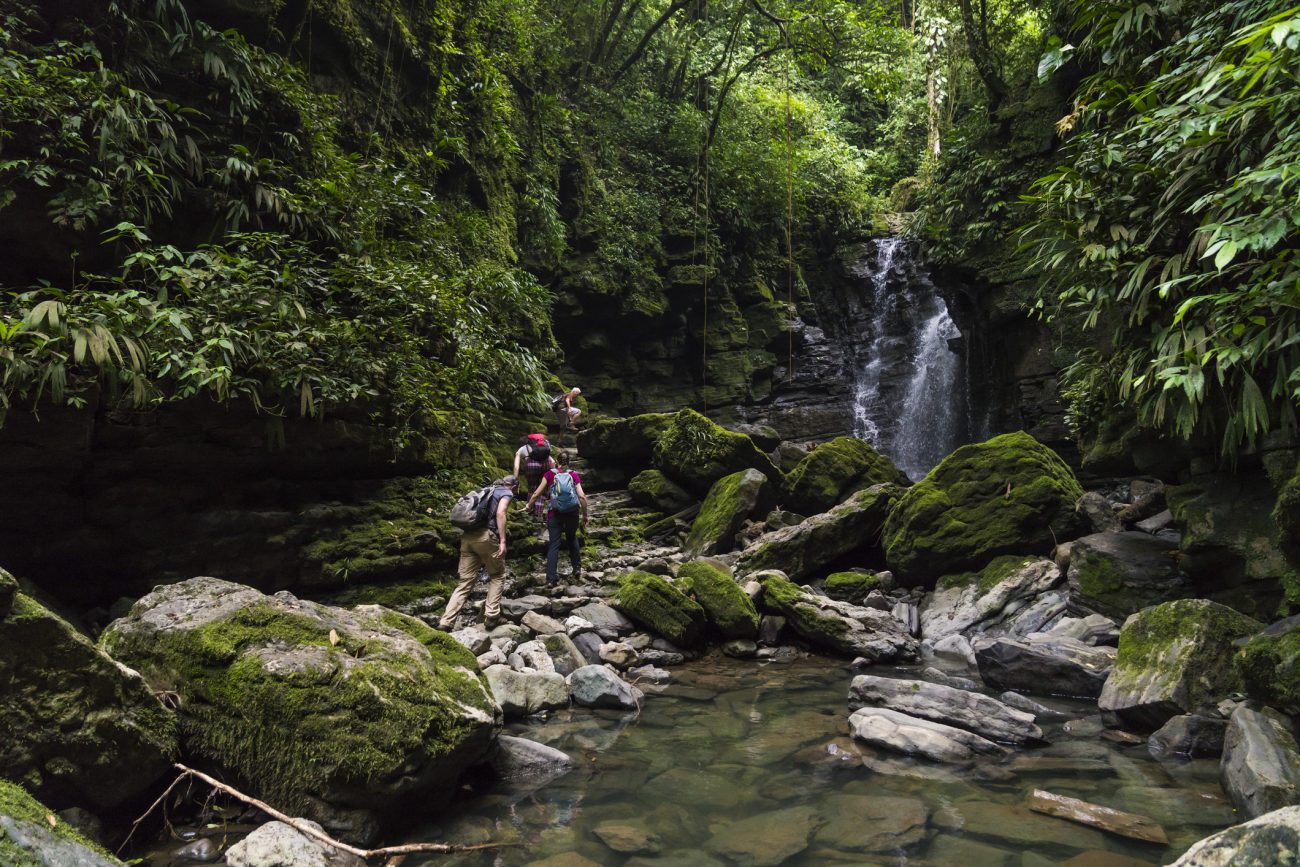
[439,476,515,629]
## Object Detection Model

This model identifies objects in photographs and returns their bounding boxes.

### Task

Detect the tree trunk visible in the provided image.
[957,0,1008,117]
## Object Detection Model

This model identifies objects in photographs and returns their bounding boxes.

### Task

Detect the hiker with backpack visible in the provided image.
[512,433,556,522]
[551,386,582,431]
[439,475,516,629]
[524,450,588,587]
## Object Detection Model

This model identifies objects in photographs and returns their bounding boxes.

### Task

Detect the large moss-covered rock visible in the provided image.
[824,571,887,603]
[578,413,674,466]
[100,578,498,843]
[1171,805,1300,867]
[651,408,780,495]
[737,485,901,582]
[0,780,123,866]
[758,573,918,661]
[627,469,695,513]
[1067,531,1192,620]
[1098,599,1263,730]
[676,560,759,639]
[686,469,767,556]
[1237,615,1300,714]
[0,571,176,812]
[882,431,1085,584]
[784,437,907,514]
[612,571,706,648]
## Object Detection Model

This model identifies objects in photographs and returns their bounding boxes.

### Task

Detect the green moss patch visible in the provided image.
[627,469,695,513]
[677,561,760,639]
[686,469,767,556]
[1237,620,1300,713]
[824,570,885,602]
[882,431,1084,583]
[784,437,907,514]
[578,413,674,465]
[613,571,706,647]
[758,572,847,642]
[0,779,121,865]
[651,408,779,495]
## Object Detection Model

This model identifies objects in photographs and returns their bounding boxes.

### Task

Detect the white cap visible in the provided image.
[572,386,582,394]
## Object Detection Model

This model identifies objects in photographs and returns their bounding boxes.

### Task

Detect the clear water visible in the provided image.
[402,655,1234,866]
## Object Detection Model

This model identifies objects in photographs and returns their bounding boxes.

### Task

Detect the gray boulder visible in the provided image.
[570,602,635,640]
[1221,706,1300,818]
[568,665,644,710]
[920,558,1064,642]
[758,573,918,661]
[226,819,364,867]
[975,635,1115,698]
[449,627,491,655]
[0,779,124,866]
[1149,714,1228,759]
[848,707,1010,763]
[101,578,498,842]
[848,674,1043,745]
[1076,492,1121,534]
[1039,612,1119,646]
[1098,599,1262,730]
[1171,805,1300,866]
[737,485,900,582]
[1,579,177,812]
[483,665,568,718]
[1067,531,1192,619]
[488,735,574,786]
[521,611,565,635]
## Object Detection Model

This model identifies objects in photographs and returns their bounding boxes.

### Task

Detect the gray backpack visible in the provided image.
[449,485,497,529]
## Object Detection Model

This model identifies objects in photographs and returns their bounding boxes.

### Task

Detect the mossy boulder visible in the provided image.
[627,469,695,514]
[1237,615,1300,714]
[612,571,706,648]
[676,560,760,639]
[1098,599,1263,730]
[686,468,768,556]
[824,571,886,603]
[757,573,917,661]
[1066,531,1192,620]
[737,485,901,583]
[577,413,674,465]
[0,779,123,866]
[784,437,908,514]
[882,431,1085,584]
[651,408,780,495]
[100,578,498,843]
[0,571,177,812]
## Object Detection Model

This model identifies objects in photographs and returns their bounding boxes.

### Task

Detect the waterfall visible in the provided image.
[843,237,973,480]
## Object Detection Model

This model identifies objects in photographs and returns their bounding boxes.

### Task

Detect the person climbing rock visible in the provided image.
[512,433,555,522]
[525,451,588,587]
[440,476,515,629]
[552,386,582,431]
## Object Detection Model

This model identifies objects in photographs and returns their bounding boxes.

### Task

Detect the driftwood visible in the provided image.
[124,763,513,861]
[643,503,701,539]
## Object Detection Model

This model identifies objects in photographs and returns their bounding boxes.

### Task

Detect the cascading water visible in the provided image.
[843,237,973,480]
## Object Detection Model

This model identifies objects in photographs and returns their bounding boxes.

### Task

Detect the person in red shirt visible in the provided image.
[524,450,588,587]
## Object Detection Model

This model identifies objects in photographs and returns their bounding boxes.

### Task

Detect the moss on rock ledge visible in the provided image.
[613,571,706,648]
[627,469,695,514]
[651,408,780,495]
[676,560,759,639]
[686,468,767,556]
[100,578,497,842]
[824,571,886,602]
[882,431,1085,584]
[0,779,121,866]
[785,437,908,514]
[1238,617,1300,714]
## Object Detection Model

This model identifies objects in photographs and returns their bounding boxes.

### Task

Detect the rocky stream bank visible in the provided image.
[3,410,1300,865]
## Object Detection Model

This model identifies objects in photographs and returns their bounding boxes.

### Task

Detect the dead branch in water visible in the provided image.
[124,764,514,861]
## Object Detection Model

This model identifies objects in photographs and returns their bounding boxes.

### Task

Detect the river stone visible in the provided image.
[627,469,695,514]
[723,639,757,658]
[539,633,587,676]
[489,736,573,786]
[758,615,786,645]
[0,780,124,866]
[100,578,498,843]
[450,626,492,655]
[686,469,767,556]
[1237,614,1300,715]
[564,615,596,635]
[1000,691,1070,720]
[1026,789,1168,844]
[932,634,977,666]
[226,819,365,867]
[783,436,908,515]
[920,557,1064,642]
[1067,531,1191,619]
[598,641,638,668]
[483,665,568,718]
[812,794,928,852]
[1112,785,1236,828]
[0,584,177,812]
[736,485,901,582]
[569,602,635,639]
[171,837,220,862]
[941,801,1108,855]
[512,639,557,673]
[571,632,605,665]
[882,431,1086,583]
[522,611,565,635]
[975,635,1115,698]
[643,768,750,811]
[1098,599,1263,730]
[1148,714,1228,759]
[1076,492,1121,534]
[848,707,1010,763]
[1221,706,1300,818]
[848,674,1042,744]
[477,647,507,669]
[759,573,918,661]
[704,805,822,866]
[593,822,661,855]
[1170,805,1300,866]
[568,665,643,710]
[1041,613,1120,646]
[924,835,1016,867]
[921,666,981,691]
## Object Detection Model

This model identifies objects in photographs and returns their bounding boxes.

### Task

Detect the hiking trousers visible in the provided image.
[546,510,581,585]
[440,527,505,627]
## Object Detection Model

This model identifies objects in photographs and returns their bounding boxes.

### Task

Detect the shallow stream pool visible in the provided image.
[398,654,1235,866]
